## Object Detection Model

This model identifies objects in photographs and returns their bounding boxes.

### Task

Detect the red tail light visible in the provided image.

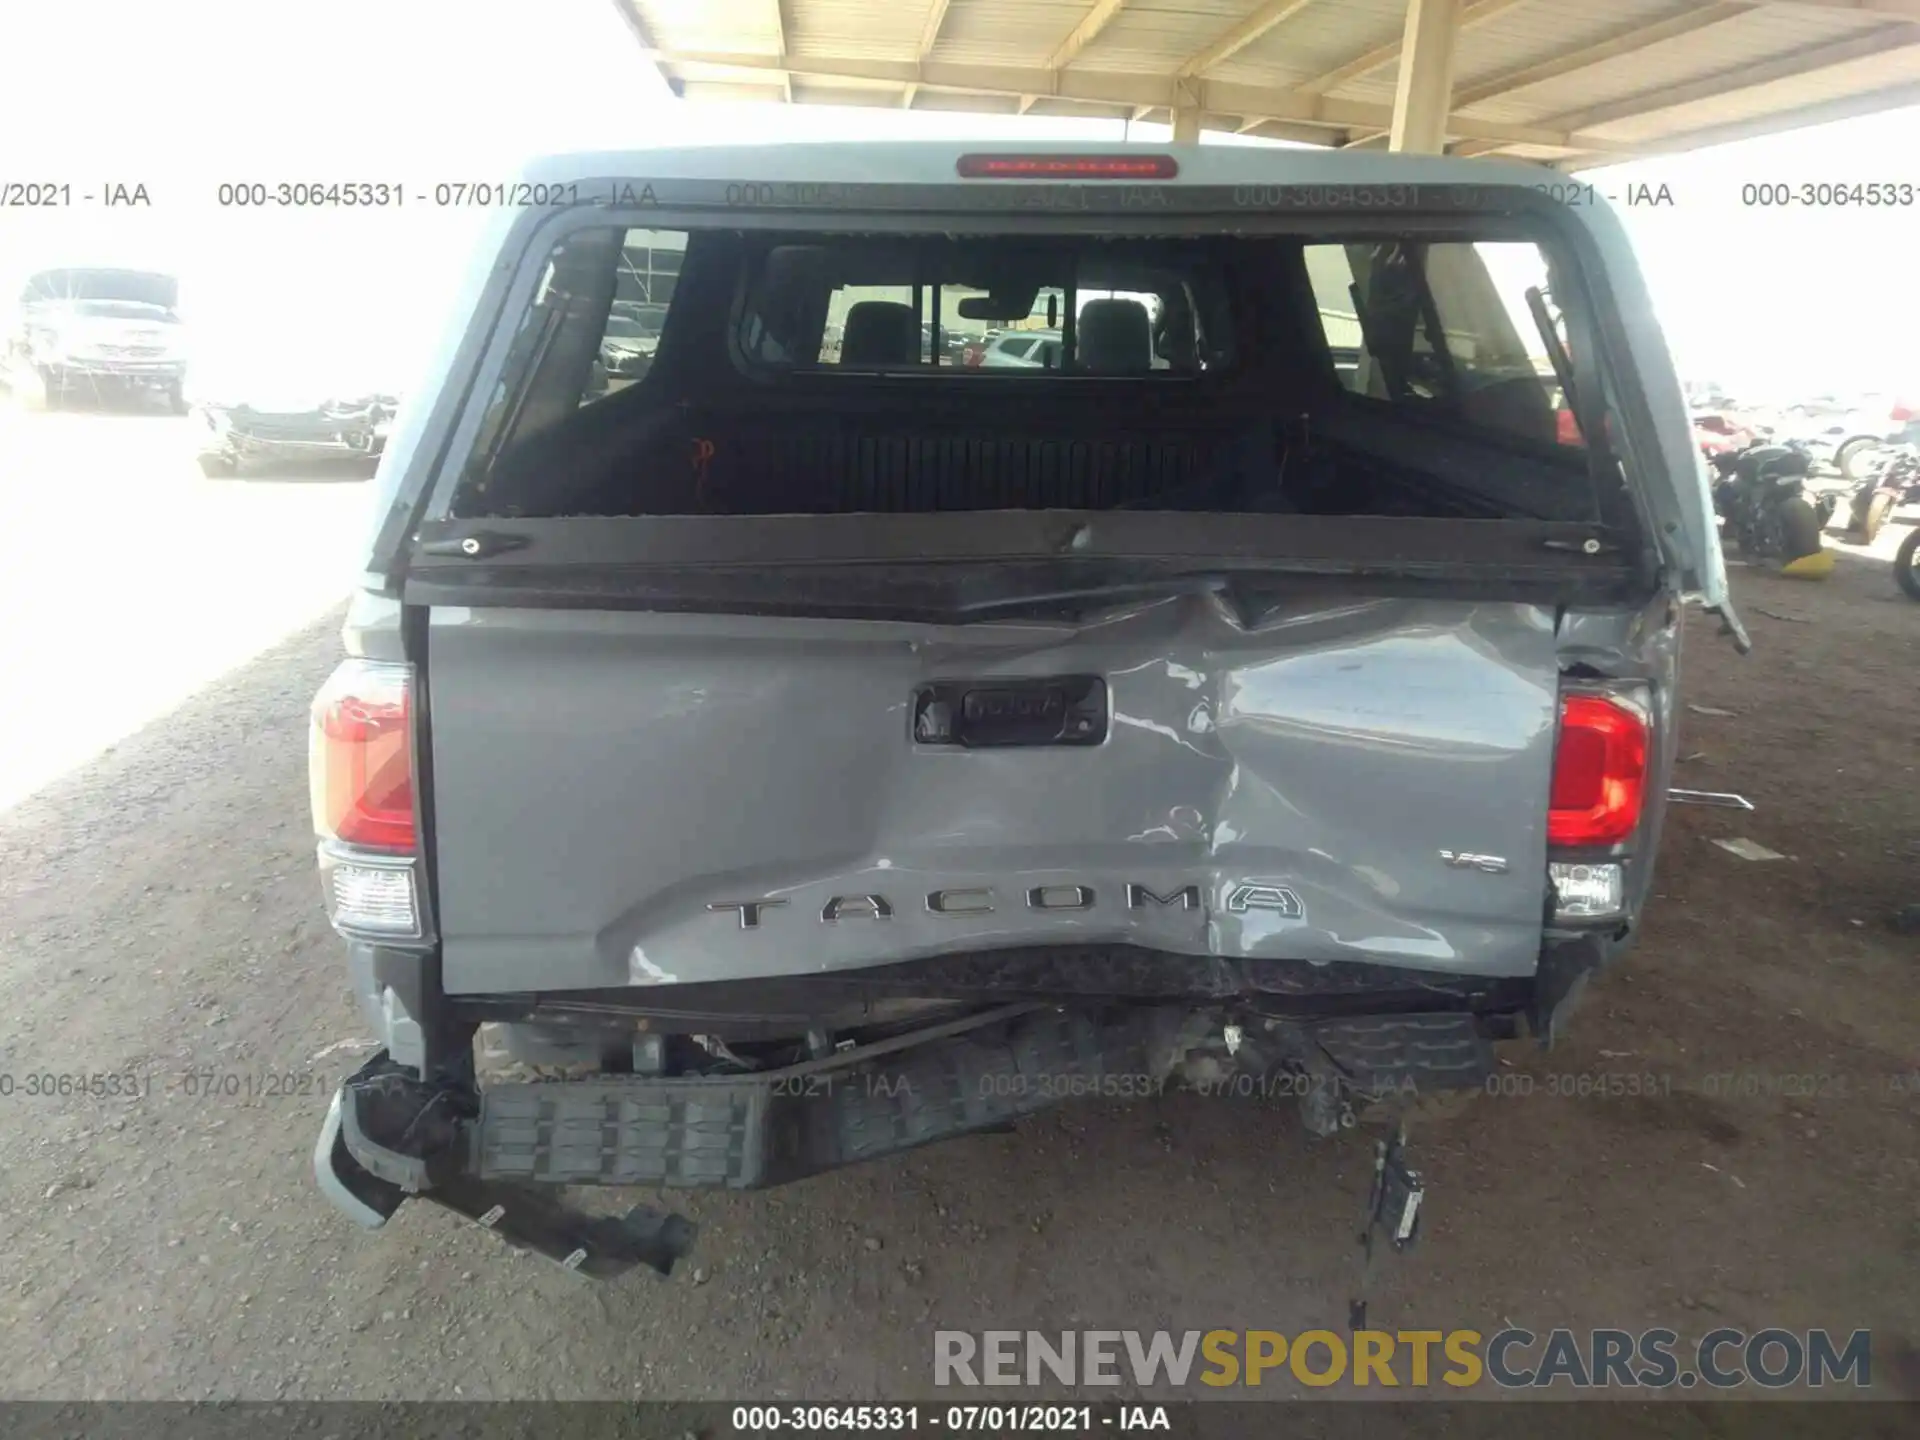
[309,659,415,851]
[956,154,1179,179]
[1548,694,1648,847]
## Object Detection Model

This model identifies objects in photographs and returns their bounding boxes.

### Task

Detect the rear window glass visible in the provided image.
[459,227,689,464]
[455,220,1601,525]
[1305,240,1582,449]
[740,239,1229,376]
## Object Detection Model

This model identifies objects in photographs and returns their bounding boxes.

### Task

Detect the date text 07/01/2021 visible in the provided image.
[728,1404,1169,1433]
[209,181,590,208]
[0,1069,329,1101]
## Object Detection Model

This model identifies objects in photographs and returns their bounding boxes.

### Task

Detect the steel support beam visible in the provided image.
[1454,3,1759,110]
[640,48,1646,151]
[1012,0,1131,116]
[1766,0,1920,17]
[1046,0,1131,72]
[1546,26,1920,131]
[1172,106,1202,141]
[608,0,682,100]
[904,0,954,107]
[1177,1,1323,78]
[1239,117,1357,144]
[1390,0,1465,152]
[1297,0,1532,97]
[1560,75,1920,164]
[772,0,793,102]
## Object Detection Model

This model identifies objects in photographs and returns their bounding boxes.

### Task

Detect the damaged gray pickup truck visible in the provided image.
[309,143,1740,1278]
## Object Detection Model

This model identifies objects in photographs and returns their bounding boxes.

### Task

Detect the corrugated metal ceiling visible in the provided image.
[616,0,1920,165]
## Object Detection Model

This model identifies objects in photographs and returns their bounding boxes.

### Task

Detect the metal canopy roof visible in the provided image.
[611,0,1920,166]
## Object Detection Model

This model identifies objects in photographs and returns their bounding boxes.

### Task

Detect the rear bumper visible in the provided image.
[313,935,1616,1269]
[318,1001,1491,1192]
[311,1090,404,1229]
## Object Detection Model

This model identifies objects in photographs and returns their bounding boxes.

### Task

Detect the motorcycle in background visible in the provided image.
[1846,444,1920,544]
[1874,449,1920,598]
[1709,441,1829,568]
[1895,527,1920,599]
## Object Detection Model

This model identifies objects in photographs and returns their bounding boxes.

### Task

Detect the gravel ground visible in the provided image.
[1,407,1917,1405]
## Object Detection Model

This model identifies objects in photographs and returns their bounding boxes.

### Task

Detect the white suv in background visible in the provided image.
[975,330,1063,369]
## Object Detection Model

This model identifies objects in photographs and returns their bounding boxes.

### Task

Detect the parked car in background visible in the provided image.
[1,267,189,412]
[187,347,397,477]
[191,391,396,478]
[1692,412,1756,458]
[1684,379,1735,409]
[1768,397,1920,479]
[974,329,1064,369]
[917,322,974,364]
[600,304,667,380]
[1840,396,1920,479]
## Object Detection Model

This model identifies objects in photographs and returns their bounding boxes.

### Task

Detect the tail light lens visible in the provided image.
[310,659,415,851]
[310,659,421,938]
[1548,693,1648,848]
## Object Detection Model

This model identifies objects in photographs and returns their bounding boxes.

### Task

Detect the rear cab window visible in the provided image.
[407,169,1670,618]
[1305,240,1584,449]
[738,243,1223,376]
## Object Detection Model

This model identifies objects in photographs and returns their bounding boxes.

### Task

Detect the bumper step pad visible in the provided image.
[1308,1013,1494,1099]
[476,1006,1152,1188]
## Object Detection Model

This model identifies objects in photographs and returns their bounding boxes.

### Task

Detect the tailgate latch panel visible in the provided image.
[913,675,1107,748]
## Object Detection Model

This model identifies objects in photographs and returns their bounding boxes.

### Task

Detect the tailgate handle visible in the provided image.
[913,677,1107,748]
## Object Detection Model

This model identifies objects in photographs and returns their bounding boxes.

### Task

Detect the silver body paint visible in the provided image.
[420,593,1570,993]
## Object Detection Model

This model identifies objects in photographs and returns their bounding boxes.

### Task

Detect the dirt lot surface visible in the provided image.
[0,407,1916,1409]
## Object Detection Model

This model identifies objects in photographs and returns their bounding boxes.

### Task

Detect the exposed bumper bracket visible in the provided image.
[318,1052,697,1279]
[421,1173,697,1279]
[312,1091,405,1229]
